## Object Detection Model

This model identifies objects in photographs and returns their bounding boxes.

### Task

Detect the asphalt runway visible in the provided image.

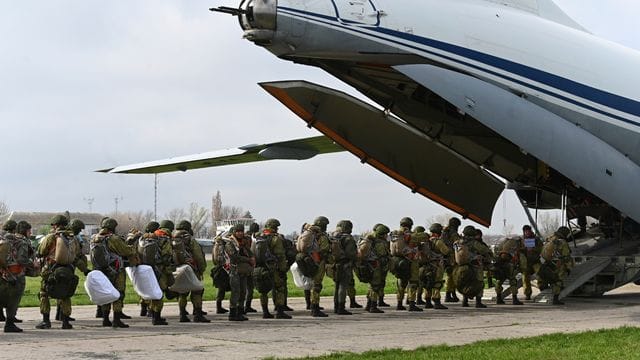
[2,285,640,359]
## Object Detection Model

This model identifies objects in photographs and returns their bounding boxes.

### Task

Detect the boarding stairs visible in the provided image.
[534,257,612,303]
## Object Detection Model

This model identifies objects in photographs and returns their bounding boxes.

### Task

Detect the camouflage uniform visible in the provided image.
[359,224,390,313]
[212,233,230,314]
[493,236,524,305]
[539,227,574,305]
[0,221,34,332]
[442,218,462,303]
[518,225,543,300]
[254,219,291,319]
[390,217,422,312]
[454,226,492,308]
[307,217,332,317]
[172,221,209,323]
[422,223,450,309]
[224,225,255,321]
[330,220,357,315]
[244,222,260,313]
[37,215,88,329]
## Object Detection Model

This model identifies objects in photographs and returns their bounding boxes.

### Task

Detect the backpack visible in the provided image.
[296,224,318,254]
[295,252,319,277]
[46,265,79,299]
[171,231,192,266]
[329,234,344,262]
[90,234,114,271]
[453,264,483,297]
[138,235,161,266]
[253,266,273,293]
[541,239,559,262]
[389,230,408,256]
[54,232,77,265]
[282,237,297,267]
[254,234,276,267]
[453,241,471,265]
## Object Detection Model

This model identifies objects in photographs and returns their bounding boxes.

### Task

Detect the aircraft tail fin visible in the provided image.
[485,0,589,33]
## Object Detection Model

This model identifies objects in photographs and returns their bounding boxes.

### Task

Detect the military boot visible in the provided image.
[311,304,328,318]
[378,295,390,307]
[552,295,565,305]
[433,298,448,310]
[55,305,61,321]
[152,311,168,325]
[9,316,22,323]
[364,299,371,312]
[475,297,487,308]
[261,303,274,319]
[61,316,73,329]
[276,305,292,319]
[0,308,5,322]
[424,298,434,309]
[228,308,240,321]
[416,294,426,305]
[4,319,22,333]
[193,309,211,323]
[140,303,148,317]
[349,296,363,308]
[496,293,506,305]
[396,301,406,311]
[120,312,131,320]
[283,303,294,312]
[512,295,524,305]
[216,300,228,314]
[451,292,460,302]
[245,301,257,313]
[179,305,191,323]
[304,290,312,310]
[408,301,423,312]
[112,312,129,328]
[333,299,339,314]
[368,301,384,314]
[236,307,248,321]
[444,292,455,303]
[337,303,352,315]
[35,313,51,329]
[102,309,112,327]
[95,305,103,318]
[461,296,469,308]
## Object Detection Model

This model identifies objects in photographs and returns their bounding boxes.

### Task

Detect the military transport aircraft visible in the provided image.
[100,0,640,298]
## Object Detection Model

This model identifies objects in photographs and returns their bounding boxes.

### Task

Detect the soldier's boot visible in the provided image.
[95,305,103,318]
[35,313,51,329]
[228,308,240,321]
[276,305,292,319]
[461,296,470,308]
[337,303,352,315]
[61,316,73,329]
[261,303,274,319]
[364,298,371,312]
[444,292,455,303]
[349,297,363,309]
[311,304,329,318]
[368,301,384,314]
[55,305,61,321]
[152,311,168,325]
[424,298,434,309]
[333,299,339,314]
[525,292,532,301]
[120,312,131,320]
[0,308,5,322]
[416,292,425,305]
[4,319,22,333]
[236,307,248,321]
[512,295,524,305]
[396,301,406,311]
[193,309,211,323]
[433,298,448,310]
[552,295,565,305]
[496,293,506,305]
[216,300,228,314]
[112,312,129,329]
[179,305,191,323]
[475,297,487,309]
[9,316,22,323]
[102,309,112,327]
[378,295,390,307]
[451,292,460,302]
[140,303,148,317]
[245,301,257,313]
[283,303,294,312]
[304,290,312,310]
[408,301,423,312]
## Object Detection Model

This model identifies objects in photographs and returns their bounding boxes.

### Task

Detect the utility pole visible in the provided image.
[114,195,123,216]
[83,197,95,213]
[154,174,158,221]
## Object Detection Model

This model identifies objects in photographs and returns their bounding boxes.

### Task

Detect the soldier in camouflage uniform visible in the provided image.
[224,224,255,321]
[0,220,34,332]
[254,218,291,319]
[519,225,543,300]
[422,223,450,310]
[0,220,17,324]
[36,215,89,329]
[454,226,491,308]
[172,220,210,323]
[493,234,524,305]
[299,216,332,317]
[92,218,139,328]
[539,226,574,305]
[244,222,260,313]
[443,217,462,303]
[330,220,358,315]
[212,229,230,314]
[360,224,390,313]
[133,221,158,317]
[390,217,422,312]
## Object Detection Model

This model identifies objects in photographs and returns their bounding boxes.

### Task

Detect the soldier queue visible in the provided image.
[0,214,575,333]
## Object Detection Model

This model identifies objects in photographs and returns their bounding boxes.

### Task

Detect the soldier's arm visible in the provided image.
[37,234,55,257]
[160,239,174,266]
[190,238,207,273]
[345,237,358,262]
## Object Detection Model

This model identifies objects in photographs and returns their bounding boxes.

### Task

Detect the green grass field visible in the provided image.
[267,327,640,360]
[19,261,401,307]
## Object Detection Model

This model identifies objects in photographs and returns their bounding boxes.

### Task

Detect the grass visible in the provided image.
[19,261,404,307]
[266,327,640,360]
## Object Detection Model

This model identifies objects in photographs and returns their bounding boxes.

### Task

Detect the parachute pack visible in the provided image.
[253,235,275,267]
[54,233,77,265]
[329,234,344,261]
[90,234,120,272]
[453,241,471,265]
[138,235,161,266]
[541,239,559,262]
[46,265,79,299]
[389,230,408,257]
[282,237,297,267]
[171,230,192,265]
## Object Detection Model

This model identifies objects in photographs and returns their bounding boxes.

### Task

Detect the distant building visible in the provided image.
[0,211,105,236]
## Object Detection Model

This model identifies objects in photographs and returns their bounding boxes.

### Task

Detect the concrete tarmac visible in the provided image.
[2,285,640,359]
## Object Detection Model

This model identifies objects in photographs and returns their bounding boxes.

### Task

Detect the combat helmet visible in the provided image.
[176,220,192,231]
[101,218,118,232]
[70,219,85,234]
[448,217,461,228]
[462,225,476,237]
[313,216,330,231]
[400,217,413,228]
[145,221,160,233]
[414,226,425,233]
[2,220,17,232]
[50,214,69,227]
[374,224,390,237]
[159,220,175,232]
[16,221,31,236]
[556,226,571,238]
[429,223,443,234]
[264,218,281,231]
[337,220,353,234]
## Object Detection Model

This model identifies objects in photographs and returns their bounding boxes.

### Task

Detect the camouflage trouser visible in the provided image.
[334,263,353,305]
[397,260,419,302]
[377,269,388,299]
[368,266,385,302]
[347,275,356,300]
[429,264,445,300]
[229,269,248,309]
[150,269,172,313]
[102,270,126,313]
[311,260,326,305]
[522,261,540,298]
[445,265,456,292]
[179,272,204,310]
[0,275,25,319]
[495,261,517,299]
[245,273,254,306]
[39,269,72,316]
[474,264,485,298]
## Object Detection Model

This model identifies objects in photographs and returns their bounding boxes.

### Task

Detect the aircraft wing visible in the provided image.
[97,136,343,174]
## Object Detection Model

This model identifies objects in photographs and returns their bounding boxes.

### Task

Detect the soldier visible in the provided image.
[0,220,17,324]
[224,224,255,321]
[138,220,174,325]
[539,226,574,305]
[172,220,210,323]
[330,220,358,315]
[493,234,524,305]
[135,221,158,317]
[442,217,462,303]
[244,222,260,313]
[360,224,390,313]
[519,225,543,300]
[0,220,34,332]
[253,218,291,319]
[390,217,422,312]
[422,223,450,310]
[92,218,138,328]
[299,216,332,317]
[453,225,491,308]
[36,215,89,329]
[212,229,230,314]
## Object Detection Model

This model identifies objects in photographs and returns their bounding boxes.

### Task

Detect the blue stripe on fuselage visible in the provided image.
[277,6,640,127]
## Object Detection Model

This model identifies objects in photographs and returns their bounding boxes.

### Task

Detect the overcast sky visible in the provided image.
[0,1,638,234]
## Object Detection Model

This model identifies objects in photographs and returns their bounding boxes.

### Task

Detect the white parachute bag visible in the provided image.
[126,265,162,300]
[169,264,204,294]
[84,270,120,306]
[290,262,313,290]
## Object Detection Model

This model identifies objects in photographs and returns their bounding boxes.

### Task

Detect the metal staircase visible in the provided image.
[534,257,612,303]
